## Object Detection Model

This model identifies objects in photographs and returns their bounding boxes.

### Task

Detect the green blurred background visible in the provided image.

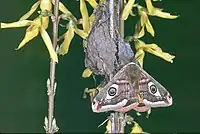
[0,0,199,133]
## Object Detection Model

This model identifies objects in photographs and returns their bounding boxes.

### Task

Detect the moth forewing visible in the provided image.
[133,63,173,107]
[91,62,142,112]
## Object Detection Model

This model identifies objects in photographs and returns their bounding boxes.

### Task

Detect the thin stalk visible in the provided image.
[109,0,116,131]
[118,1,126,132]
[46,0,60,133]
[109,0,114,38]
[110,0,126,133]
[119,0,124,37]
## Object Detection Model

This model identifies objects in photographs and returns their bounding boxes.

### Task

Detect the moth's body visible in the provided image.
[84,0,173,113]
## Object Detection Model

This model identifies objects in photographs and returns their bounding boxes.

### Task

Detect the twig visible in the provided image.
[119,0,124,37]
[110,0,126,133]
[110,112,126,133]
[46,0,60,133]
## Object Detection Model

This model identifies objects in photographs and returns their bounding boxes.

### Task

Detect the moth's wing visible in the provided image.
[107,62,144,112]
[92,62,146,112]
[122,63,173,108]
[92,62,172,113]
[139,67,166,91]
[93,62,141,110]
[126,62,167,93]
[111,62,142,83]
[113,62,164,85]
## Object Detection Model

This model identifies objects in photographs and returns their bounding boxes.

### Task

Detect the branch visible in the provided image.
[45,0,60,133]
[119,0,124,37]
[110,0,126,133]
[110,112,126,133]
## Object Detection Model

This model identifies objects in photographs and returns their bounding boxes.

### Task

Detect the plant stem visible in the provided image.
[119,0,124,37]
[46,0,60,133]
[110,0,126,133]
[110,112,126,133]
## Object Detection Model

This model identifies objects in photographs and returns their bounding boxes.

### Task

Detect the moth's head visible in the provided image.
[91,80,131,113]
[139,74,173,108]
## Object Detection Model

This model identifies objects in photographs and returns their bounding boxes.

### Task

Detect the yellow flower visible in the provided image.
[1,17,58,63]
[82,68,93,78]
[86,0,98,8]
[83,87,98,99]
[135,39,175,66]
[1,20,34,28]
[130,121,143,134]
[58,25,88,55]
[0,0,74,63]
[59,26,75,55]
[16,19,40,50]
[58,17,88,55]
[135,49,145,67]
[56,0,92,56]
[105,120,111,133]
[134,5,155,38]
[19,1,40,20]
[145,0,178,19]
[51,0,72,14]
[122,0,136,20]
[80,0,90,33]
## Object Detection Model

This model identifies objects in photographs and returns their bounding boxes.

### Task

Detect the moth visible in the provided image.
[91,62,172,113]
[84,0,172,113]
